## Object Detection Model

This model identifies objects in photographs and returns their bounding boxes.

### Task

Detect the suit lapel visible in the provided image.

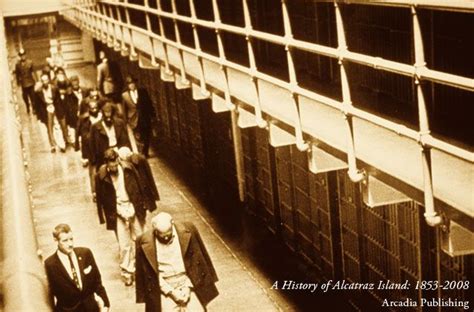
[141,231,158,274]
[175,223,191,257]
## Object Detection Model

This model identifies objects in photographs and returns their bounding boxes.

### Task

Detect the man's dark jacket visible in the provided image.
[35,85,60,125]
[135,222,219,312]
[44,247,110,312]
[89,118,130,167]
[122,88,154,135]
[95,161,150,230]
[129,153,159,211]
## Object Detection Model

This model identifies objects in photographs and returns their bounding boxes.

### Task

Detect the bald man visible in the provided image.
[135,213,218,312]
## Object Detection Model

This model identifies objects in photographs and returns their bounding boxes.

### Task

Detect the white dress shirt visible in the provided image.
[57,250,83,289]
[102,121,117,147]
[73,89,83,103]
[156,226,186,278]
[130,89,138,104]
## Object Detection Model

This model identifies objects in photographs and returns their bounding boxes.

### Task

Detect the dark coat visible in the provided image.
[55,93,71,121]
[129,153,159,211]
[67,88,89,128]
[95,161,149,230]
[89,118,131,167]
[35,85,60,125]
[122,88,154,134]
[44,247,110,312]
[136,222,219,312]
[76,115,98,160]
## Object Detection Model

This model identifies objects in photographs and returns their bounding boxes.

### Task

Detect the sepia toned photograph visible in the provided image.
[0,0,472,311]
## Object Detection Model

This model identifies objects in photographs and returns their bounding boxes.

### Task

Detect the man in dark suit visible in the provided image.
[117,146,160,212]
[136,212,219,312]
[97,51,116,99]
[44,223,110,312]
[15,48,37,115]
[121,76,155,157]
[35,72,63,152]
[89,100,131,170]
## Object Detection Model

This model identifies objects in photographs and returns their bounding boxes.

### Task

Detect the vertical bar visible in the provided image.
[171,0,190,85]
[144,0,160,67]
[242,0,267,128]
[211,0,246,202]
[281,0,308,152]
[115,3,129,56]
[211,0,235,110]
[188,0,209,96]
[157,0,174,79]
[412,6,442,227]
[107,4,120,51]
[334,2,364,183]
[124,0,138,60]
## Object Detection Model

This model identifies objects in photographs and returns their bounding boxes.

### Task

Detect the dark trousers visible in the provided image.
[21,86,35,114]
[134,127,151,157]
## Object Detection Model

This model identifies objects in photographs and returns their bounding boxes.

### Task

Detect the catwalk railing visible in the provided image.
[0,12,51,311]
[60,0,473,229]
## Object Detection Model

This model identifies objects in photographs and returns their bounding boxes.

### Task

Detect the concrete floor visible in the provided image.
[17,64,295,311]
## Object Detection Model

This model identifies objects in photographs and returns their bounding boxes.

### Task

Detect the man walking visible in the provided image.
[121,76,155,157]
[135,212,219,312]
[95,148,152,286]
[89,100,131,170]
[44,223,110,312]
[36,72,62,152]
[15,48,37,115]
[97,51,115,99]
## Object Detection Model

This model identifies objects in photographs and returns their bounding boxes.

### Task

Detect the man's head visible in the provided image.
[101,101,115,127]
[40,73,50,87]
[99,51,106,62]
[19,49,26,61]
[117,146,133,161]
[57,81,69,96]
[151,212,174,244]
[56,68,66,83]
[70,75,80,90]
[53,223,74,255]
[89,99,100,117]
[89,88,100,100]
[125,76,137,91]
[104,148,120,176]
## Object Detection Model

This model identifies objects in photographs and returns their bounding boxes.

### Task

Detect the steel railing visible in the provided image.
[0,11,52,312]
[61,0,474,225]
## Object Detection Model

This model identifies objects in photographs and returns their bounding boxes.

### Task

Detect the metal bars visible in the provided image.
[65,0,473,163]
[62,0,474,218]
[98,0,474,91]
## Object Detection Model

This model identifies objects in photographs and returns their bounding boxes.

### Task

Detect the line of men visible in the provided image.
[16,49,219,311]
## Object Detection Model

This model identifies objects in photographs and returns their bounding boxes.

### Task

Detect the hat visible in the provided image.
[18,49,26,56]
[69,75,79,82]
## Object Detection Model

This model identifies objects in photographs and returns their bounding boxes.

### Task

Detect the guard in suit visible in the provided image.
[44,223,110,312]
[15,48,37,115]
[121,76,155,157]
[135,212,219,312]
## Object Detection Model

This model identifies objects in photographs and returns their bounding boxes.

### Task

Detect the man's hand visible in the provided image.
[170,287,191,305]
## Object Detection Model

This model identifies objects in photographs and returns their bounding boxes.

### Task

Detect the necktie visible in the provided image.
[68,253,82,290]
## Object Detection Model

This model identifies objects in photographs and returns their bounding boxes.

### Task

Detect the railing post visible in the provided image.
[334,2,365,183]
[412,6,442,227]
